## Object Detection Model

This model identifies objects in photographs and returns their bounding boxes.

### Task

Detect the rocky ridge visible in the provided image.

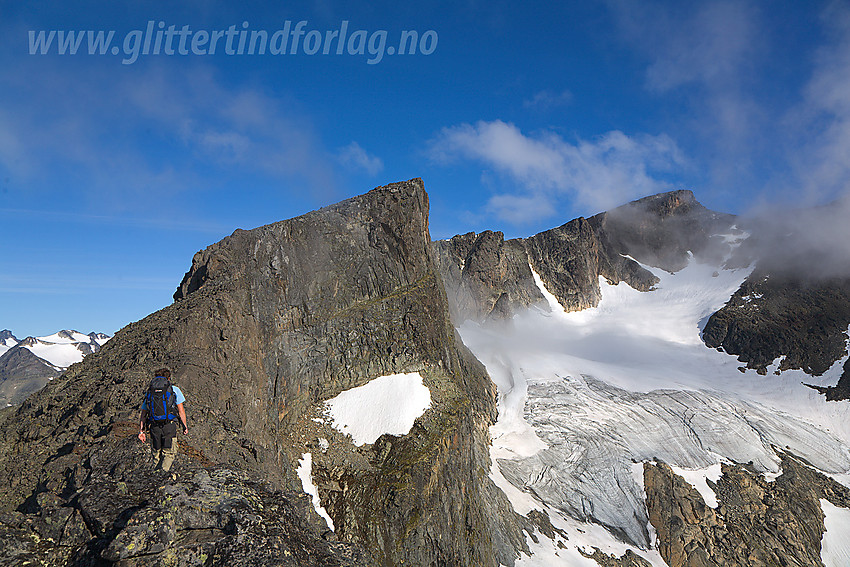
[434,190,735,324]
[0,179,525,566]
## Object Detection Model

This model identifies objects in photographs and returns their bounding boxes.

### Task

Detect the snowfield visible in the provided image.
[460,256,850,566]
[25,341,86,369]
[323,372,431,446]
[821,499,850,566]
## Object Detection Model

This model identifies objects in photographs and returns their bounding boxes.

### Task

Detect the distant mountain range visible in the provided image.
[0,330,110,406]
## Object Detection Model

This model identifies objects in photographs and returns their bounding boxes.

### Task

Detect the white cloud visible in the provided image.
[428,120,685,224]
[606,0,759,93]
[336,141,384,175]
[485,193,557,225]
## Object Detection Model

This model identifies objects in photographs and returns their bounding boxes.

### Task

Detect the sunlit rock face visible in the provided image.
[0,179,524,567]
[645,454,850,567]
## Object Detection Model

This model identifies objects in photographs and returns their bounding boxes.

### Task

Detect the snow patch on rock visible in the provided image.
[324,372,431,446]
[296,453,334,531]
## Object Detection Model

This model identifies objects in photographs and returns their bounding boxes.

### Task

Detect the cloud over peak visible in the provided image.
[428,119,686,224]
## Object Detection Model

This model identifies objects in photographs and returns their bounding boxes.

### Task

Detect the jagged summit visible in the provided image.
[174,178,431,302]
[434,188,737,324]
[589,189,736,272]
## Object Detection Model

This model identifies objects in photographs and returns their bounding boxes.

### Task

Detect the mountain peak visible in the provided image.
[174,178,430,301]
[622,189,699,218]
[0,178,519,566]
[590,189,735,272]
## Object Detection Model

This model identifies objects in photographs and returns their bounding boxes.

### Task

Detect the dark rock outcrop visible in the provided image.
[434,190,735,324]
[702,269,850,382]
[645,452,850,567]
[701,202,850,397]
[0,346,61,407]
[0,179,524,566]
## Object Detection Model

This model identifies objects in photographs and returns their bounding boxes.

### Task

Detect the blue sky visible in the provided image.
[1,1,849,337]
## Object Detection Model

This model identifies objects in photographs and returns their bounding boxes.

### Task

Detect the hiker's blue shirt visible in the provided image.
[141,385,185,410]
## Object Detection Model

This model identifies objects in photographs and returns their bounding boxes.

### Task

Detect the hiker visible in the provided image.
[137,368,188,472]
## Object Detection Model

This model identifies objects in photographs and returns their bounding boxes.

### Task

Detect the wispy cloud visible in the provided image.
[606,0,759,93]
[523,89,573,110]
[428,119,686,224]
[604,0,764,191]
[791,2,850,202]
[336,141,384,175]
[0,63,339,215]
[122,67,338,196]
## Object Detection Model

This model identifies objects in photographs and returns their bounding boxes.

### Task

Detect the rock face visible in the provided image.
[433,215,657,324]
[433,230,546,322]
[703,270,850,380]
[0,179,524,566]
[0,346,61,407]
[434,190,734,324]
[645,453,850,567]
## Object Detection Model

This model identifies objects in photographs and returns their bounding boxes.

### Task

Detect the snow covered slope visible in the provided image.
[459,256,850,564]
[0,331,18,357]
[11,330,110,369]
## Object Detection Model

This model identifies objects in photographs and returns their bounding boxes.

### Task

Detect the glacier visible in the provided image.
[460,256,850,564]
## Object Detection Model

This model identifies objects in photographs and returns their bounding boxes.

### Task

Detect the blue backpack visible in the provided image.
[146,375,177,423]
